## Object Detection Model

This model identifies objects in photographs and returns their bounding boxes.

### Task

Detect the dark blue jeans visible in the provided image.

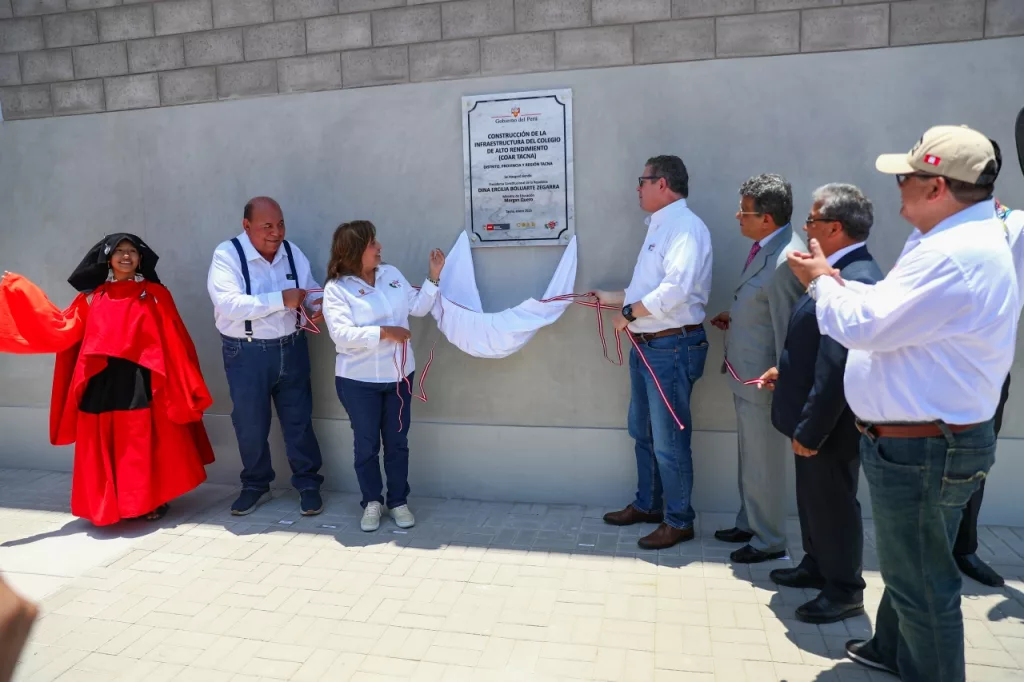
[221,332,324,493]
[628,328,709,530]
[860,420,996,682]
[335,374,413,509]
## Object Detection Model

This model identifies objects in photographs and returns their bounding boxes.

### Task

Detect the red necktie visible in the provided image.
[744,242,762,270]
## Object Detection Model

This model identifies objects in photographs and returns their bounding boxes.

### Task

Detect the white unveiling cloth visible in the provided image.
[430,233,578,359]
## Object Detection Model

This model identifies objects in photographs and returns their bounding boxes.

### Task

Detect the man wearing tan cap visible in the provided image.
[788,125,1017,682]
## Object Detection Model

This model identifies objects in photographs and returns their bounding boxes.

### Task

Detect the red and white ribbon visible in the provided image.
[297,288,324,334]
[723,356,772,388]
[393,291,685,431]
[724,358,765,385]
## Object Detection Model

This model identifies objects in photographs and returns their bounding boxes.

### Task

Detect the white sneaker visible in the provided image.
[390,504,415,529]
[361,502,383,532]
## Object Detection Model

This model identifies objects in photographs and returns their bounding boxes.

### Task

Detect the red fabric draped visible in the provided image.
[0,273,215,525]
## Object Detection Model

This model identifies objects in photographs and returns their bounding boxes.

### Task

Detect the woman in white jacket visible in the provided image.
[321,220,444,531]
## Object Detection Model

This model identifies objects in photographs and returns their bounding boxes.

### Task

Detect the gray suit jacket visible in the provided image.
[723,225,806,405]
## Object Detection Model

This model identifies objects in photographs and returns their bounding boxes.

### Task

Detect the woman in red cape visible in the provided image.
[0,234,214,525]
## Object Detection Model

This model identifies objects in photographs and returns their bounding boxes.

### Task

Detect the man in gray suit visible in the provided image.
[710,174,805,563]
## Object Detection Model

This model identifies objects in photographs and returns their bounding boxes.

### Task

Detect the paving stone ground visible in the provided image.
[1,467,1022,682]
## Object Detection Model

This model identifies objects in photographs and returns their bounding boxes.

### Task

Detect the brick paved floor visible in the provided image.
[1,467,1022,682]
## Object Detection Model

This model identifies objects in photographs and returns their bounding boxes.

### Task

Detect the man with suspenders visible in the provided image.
[207,197,326,516]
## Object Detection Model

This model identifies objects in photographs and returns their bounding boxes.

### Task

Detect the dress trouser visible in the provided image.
[793,438,866,603]
[734,395,789,553]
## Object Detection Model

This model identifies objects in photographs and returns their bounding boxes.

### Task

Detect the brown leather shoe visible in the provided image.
[638,523,695,550]
[602,504,664,526]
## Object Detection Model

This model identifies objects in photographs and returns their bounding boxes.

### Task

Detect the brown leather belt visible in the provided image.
[855,419,980,439]
[634,324,703,343]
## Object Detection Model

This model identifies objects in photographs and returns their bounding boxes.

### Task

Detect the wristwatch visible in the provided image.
[428,276,440,286]
[808,275,826,301]
[622,304,636,322]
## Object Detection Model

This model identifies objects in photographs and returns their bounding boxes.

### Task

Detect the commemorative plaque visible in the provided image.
[462,89,575,248]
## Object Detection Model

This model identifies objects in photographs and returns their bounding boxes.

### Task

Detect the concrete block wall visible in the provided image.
[0,0,1021,119]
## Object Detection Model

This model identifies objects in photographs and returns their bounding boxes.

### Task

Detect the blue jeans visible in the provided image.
[221,332,324,492]
[860,420,996,682]
[628,328,709,529]
[335,374,413,509]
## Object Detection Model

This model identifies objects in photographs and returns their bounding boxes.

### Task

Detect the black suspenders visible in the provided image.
[230,237,300,341]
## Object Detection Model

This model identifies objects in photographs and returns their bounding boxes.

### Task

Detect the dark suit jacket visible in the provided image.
[771,246,884,455]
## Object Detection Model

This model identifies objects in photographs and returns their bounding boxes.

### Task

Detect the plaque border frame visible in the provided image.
[462,88,575,249]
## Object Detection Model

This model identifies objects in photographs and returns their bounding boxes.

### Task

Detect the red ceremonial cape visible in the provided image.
[0,272,215,525]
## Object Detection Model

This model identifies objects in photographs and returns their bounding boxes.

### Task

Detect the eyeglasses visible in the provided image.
[638,176,662,187]
[805,216,839,225]
[896,172,938,186]
[737,211,763,217]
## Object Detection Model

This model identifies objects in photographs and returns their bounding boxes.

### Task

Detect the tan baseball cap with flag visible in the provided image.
[875,125,999,185]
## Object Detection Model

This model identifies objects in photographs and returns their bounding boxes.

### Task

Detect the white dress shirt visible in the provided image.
[814,201,1018,424]
[623,198,713,333]
[758,225,787,249]
[1000,204,1024,303]
[322,264,439,383]
[826,242,866,267]
[207,232,321,340]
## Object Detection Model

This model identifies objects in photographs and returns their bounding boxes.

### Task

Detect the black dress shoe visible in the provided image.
[845,639,899,676]
[731,544,786,564]
[955,553,1005,587]
[769,566,826,590]
[714,527,754,543]
[796,594,865,624]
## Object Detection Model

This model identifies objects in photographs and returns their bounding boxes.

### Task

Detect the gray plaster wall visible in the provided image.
[3,0,1023,121]
[2,36,1024,524]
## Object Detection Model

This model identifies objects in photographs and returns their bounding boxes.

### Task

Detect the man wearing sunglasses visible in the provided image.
[787,125,1016,682]
[595,155,713,550]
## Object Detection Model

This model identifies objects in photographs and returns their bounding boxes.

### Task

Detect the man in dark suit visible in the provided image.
[758,183,884,624]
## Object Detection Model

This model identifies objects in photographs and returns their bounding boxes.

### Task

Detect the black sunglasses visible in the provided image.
[638,176,662,187]
[805,216,839,225]
[896,172,939,186]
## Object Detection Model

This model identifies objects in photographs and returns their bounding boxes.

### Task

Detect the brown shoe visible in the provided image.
[603,504,664,526]
[638,523,694,550]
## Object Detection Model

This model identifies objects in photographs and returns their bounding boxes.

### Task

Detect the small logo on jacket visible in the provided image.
[389,280,401,288]
[648,243,656,251]
[358,288,368,296]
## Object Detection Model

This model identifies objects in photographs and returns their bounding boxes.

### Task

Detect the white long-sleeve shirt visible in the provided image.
[814,201,1018,424]
[623,198,713,333]
[1000,203,1024,303]
[207,232,321,340]
[322,264,439,382]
